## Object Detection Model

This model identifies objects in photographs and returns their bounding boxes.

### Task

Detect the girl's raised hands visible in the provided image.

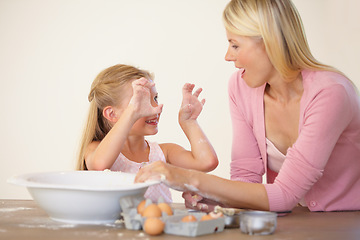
[179,83,206,123]
[129,78,163,119]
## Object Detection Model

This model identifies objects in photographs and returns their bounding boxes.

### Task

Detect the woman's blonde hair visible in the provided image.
[222,0,343,81]
[76,64,153,170]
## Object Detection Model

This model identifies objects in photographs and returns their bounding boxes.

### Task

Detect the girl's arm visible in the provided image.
[135,161,269,211]
[85,78,162,170]
[85,106,138,170]
[162,83,218,172]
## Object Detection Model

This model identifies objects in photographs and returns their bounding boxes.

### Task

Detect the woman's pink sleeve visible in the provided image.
[228,72,265,183]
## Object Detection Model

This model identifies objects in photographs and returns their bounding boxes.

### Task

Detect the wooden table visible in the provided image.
[1,200,360,239]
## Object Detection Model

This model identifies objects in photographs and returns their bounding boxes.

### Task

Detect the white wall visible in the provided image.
[1,0,359,202]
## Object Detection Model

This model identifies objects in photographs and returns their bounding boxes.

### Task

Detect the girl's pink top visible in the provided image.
[110,141,172,203]
[228,69,360,212]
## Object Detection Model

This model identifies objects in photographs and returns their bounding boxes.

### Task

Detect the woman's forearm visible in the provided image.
[135,162,269,211]
[189,170,270,210]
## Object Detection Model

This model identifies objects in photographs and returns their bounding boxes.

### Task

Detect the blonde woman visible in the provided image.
[135,0,360,212]
[77,64,218,203]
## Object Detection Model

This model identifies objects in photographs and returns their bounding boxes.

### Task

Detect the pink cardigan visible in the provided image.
[228,69,360,212]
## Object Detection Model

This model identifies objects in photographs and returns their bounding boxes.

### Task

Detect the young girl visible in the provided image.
[76,64,218,202]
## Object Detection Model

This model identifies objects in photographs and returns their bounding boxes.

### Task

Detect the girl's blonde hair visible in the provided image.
[76,64,153,170]
[222,0,343,81]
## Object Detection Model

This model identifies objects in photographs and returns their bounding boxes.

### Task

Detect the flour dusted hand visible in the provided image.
[129,78,163,119]
[135,161,192,192]
[178,83,205,123]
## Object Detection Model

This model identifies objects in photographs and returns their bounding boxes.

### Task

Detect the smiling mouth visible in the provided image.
[145,119,158,125]
[240,68,245,74]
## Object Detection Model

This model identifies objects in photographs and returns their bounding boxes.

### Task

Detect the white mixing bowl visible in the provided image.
[8,171,159,224]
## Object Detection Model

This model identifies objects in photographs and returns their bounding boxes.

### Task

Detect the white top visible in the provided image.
[110,141,172,203]
[266,138,286,173]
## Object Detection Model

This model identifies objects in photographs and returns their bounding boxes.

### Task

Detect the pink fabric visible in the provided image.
[110,141,172,203]
[228,69,360,212]
[266,138,308,207]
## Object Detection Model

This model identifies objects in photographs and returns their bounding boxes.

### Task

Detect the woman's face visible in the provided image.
[225,30,277,88]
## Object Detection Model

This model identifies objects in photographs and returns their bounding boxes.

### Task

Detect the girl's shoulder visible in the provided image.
[147,141,168,162]
[158,143,185,162]
[85,141,100,157]
[158,142,184,151]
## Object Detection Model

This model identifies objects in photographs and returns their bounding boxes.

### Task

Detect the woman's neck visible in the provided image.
[265,73,303,104]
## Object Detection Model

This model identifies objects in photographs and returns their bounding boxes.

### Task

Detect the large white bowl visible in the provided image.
[8,171,159,224]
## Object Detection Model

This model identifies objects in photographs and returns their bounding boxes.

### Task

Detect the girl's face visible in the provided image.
[132,82,161,136]
[117,81,161,137]
[224,30,277,88]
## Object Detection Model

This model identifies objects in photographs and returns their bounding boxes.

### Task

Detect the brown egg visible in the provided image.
[137,200,146,215]
[200,214,213,221]
[181,215,197,222]
[143,217,165,236]
[157,202,173,216]
[142,204,162,218]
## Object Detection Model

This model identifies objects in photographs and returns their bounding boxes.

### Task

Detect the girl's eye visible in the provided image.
[232,44,238,50]
[154,95,158,103]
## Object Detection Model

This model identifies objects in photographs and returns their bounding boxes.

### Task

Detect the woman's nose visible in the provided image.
[225,48,233,62]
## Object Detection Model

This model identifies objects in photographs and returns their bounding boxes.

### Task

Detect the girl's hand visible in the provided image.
[135,161,192,192]
[178,83,205,124]
[129,78,163,119]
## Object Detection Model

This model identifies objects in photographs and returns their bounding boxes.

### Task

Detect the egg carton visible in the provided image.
[119,196,225,236]
[164,212,225,237]
[119,195,145,230]
[119,196,187,230]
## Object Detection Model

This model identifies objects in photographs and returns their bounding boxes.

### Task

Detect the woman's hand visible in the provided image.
[135,161,225,212]
[135,161,194,192]
[182,192,226,213]
[129,78,163,120]
[178,83,205,124]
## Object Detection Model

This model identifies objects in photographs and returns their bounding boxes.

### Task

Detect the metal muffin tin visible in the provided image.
[239,211,277,235]
[224,213,241,228]
[218,206,278,235]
